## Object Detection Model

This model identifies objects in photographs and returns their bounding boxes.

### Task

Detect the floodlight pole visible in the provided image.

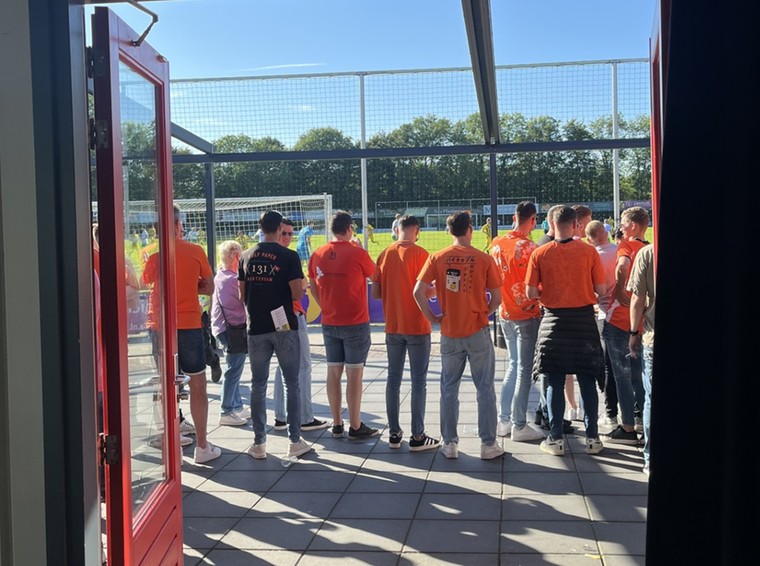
[359,73,369,249]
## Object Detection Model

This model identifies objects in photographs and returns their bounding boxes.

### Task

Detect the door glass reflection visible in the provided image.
[118,60,167,519]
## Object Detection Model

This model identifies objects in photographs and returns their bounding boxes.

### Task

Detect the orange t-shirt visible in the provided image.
[491,230,541,321]
[525,239,605,309]
[372,241,431,335]
[417,245,502,338]
[308,240,376,326]
[607,238,648,331]
[143,239,212,330]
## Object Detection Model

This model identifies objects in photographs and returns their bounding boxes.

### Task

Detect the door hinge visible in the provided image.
[99,433,120,466]
[89,118,110,150]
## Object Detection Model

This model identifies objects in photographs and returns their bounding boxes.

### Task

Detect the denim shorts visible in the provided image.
[177,328,206,375]
[322,323,371,367]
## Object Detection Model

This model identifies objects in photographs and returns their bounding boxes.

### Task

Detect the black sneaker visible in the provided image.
[301,419,330,431]
[603,425,639,445]
[331,423,345,438]
[348,422,380,439]
[273,420,287,431]
[409,434,441,452]
[538,415,575,434]
[389,431,403,449]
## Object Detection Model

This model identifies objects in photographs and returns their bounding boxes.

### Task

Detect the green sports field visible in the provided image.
[124,227,654,279]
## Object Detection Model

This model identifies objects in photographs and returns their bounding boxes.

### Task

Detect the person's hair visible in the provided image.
[399,215,419,229]
[572,204,592,220]
[218,239,243,268]
[447,211,472,237]
[546,204,563,226]
[92,223,99,243]
[395,213,401,219]
[173,204,181,224]
[554,205,577,227]
[621,206,650,227]
[515,201,537,223]
[585,220,607,242]
[281,217,294,227]
[612,227,624,242]
[259,210,283,234]
[331,210,353,235]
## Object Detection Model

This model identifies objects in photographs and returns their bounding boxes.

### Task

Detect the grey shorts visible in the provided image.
[322,323,371,368]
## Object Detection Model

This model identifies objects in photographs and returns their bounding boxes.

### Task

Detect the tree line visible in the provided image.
[117,111,651,215]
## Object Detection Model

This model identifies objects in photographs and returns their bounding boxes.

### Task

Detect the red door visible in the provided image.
[92,8,183,565]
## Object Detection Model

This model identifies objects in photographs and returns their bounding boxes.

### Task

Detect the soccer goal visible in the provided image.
[95,193,333,247]
[176,194,333,244]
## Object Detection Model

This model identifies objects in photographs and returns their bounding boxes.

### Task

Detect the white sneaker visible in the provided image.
[179,420,196,435]
[480,441,505,460]
[193,442,221,464]
[236,406,251,420]
[496,421,511,437]
[248,443,267,460]
[440,442,458,459]
[586,437,604,454]
[219,412,248,426]
[179,434,193,447]
[288,439,313,458]
[511,424,545,442]
[540,437,565,456]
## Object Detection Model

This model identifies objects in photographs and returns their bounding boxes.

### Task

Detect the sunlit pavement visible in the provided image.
[181,324,647,565]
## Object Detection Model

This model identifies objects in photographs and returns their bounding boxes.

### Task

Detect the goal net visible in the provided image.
[94,193,333,252]
[176,194,333,248]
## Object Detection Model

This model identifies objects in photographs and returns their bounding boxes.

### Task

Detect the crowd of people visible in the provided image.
[134,203,653,471]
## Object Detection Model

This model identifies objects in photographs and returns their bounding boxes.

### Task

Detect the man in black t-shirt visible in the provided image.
[238,210,313,460]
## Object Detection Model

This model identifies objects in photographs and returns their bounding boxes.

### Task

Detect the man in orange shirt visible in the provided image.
[308,210,378,439]
[602,206,650,445]
[144,205,220,464]
[526,205,607,457]
[372,215,440,451]
[414,211,504,460]
[490,201,545,442]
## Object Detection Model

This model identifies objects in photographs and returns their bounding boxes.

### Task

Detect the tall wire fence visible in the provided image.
[121,59,652,254]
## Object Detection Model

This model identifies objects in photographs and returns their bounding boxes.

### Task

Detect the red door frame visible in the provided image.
[92,8,182,565]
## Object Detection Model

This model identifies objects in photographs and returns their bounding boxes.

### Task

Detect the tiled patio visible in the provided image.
[181,324,647,565]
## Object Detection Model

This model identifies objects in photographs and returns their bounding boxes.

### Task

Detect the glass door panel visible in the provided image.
[118,60,167,518]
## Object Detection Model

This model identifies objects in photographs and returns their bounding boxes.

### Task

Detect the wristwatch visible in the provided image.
[629,330,639,336]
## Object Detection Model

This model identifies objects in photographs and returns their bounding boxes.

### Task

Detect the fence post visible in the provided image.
[359,73,369,248]
[612,62,621,223]
[204,162,216,270]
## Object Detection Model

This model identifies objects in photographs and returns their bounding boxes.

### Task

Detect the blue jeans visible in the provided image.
[273,312,314,423]
[385,333,431,436]
[498,317,540,428]
[215,331,246,415]
[542,372,599,440]
[440,327,497,445]
[642,345,653,468]
[603,322,645,427]
[248,331,301,444]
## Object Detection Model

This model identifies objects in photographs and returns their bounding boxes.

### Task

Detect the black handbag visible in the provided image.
[216,289,248,354]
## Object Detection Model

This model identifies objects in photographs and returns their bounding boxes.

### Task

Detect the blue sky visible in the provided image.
[93,0,657,79]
